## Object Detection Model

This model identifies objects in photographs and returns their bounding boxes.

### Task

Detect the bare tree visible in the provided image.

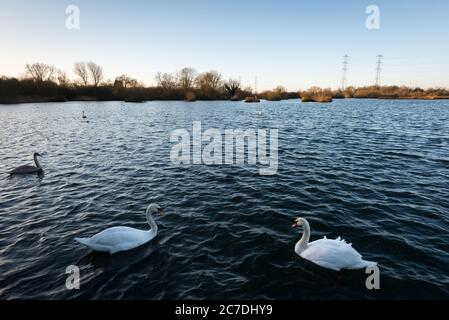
[25,63,55,82]
[196,71,222,92]
[177,67,197,90]
[57,70,69,86]
[155,72,177,89]
[224,78,241,97]
[114,74,139,88]
[87,62,104,87]
[73,62,89,86]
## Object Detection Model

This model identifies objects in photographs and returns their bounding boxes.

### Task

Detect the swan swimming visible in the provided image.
[75,203,163,254]
[9,153,43,175]
[292,218,376,271]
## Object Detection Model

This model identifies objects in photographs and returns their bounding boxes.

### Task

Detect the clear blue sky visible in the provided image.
[1,0,448,90]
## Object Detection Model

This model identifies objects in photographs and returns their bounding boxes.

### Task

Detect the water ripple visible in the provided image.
[0,100,448,299]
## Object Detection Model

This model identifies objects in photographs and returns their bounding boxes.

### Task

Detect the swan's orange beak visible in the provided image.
[158,208,164,216]
[292,222,298,228]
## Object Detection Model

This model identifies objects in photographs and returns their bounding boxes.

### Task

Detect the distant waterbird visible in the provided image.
[292,217,377,271]
[9,153,44,175]
[75,203,164,254]
[82,111,87,119]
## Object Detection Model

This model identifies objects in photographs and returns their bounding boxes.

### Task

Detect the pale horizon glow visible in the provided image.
[1,0,449,90]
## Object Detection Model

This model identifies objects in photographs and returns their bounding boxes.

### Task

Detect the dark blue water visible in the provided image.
[1,99,449,299]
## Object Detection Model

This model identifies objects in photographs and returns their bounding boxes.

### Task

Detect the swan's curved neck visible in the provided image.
[295,220,310,254]
[146,210,158,236]
[34,155,41,168]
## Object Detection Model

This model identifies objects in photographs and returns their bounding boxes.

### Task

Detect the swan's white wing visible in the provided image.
[301,238,371,271]
[80,227,152,253]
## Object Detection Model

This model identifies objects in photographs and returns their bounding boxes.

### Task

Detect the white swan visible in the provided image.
[75,203,163,254]
[292,218,376,271]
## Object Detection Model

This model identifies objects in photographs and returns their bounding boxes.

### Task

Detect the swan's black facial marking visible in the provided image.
[292,218,304,228]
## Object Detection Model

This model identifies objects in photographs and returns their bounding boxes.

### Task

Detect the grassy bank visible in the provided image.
[298,86,449,103]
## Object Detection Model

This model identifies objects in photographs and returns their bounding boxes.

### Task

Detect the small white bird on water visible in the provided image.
[75,203,163,254]
[292,218,376,271]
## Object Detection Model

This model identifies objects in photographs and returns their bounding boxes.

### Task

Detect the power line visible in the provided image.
[375,54,383,87]
[341,55,349,90]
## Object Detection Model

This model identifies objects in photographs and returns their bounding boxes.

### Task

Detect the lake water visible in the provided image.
[1,99,449,299]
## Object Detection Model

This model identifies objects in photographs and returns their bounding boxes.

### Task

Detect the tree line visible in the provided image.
[0,62,257,103]
[1,62,448,104]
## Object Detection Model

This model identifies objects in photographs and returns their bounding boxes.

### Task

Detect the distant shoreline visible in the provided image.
[1,96,449,105]
[2,73,449,105]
